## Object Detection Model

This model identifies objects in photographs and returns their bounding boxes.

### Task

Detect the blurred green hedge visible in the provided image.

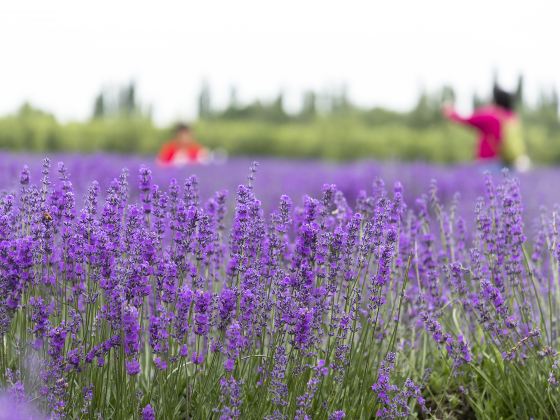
[1,105,559,164]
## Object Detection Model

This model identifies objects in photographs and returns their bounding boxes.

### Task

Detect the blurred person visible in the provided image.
[443,85,530,172]
[157,123,209,166]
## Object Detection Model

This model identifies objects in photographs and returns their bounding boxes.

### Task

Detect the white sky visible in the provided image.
[0,0,558,124]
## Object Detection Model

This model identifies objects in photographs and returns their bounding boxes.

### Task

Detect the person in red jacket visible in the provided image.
[443,85,518,163]
[443,84,531,172]
[157,123,208,166]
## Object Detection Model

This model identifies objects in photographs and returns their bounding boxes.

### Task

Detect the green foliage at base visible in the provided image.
[2,104,560,164]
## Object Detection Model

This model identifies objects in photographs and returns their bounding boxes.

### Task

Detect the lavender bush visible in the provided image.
[1,155,560,418]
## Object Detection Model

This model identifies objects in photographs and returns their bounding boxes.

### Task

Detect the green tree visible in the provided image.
[440,85,456,104]
[119,82,137,116]
[408,91,441,128]
[93,93,105,119]
[270,93,287,122]
[516,74,524,107]
[300,91,317,120]
[198,81,212,119]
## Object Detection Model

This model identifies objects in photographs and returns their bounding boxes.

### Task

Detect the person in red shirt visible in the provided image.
[443,85,527,169]
[157,123,208,166]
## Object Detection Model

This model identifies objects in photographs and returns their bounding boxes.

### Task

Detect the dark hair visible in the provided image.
[493,84,516,111]
[174,123,191,134]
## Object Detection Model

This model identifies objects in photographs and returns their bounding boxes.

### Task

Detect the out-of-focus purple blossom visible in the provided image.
[123,305,140,356]
[372,353,427,418]
[0,392,46,420]
[126,359,141,376]
[142,403,156,420]
[329,410,346,420]
[153,356,168,371]
[194,290,212,337]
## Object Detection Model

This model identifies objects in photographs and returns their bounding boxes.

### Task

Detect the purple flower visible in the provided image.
[149,307,172,354]
[219,287,237,326]
[66,348,82,371]
[48,325,67,358]
[217,375,241,419]
[191,352,204,365]
[294,307,314,350]
[142,403,156,420]
[126,359,141,376]
[194,290,212,337]
[153,357,168,371]
[175,285,193,340]
[372,353,427,417]
[329,411,345,420]
[179,344,189,358]
[123,305,140,356]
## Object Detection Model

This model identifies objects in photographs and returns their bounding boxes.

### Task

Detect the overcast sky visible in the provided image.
[0,0,558,124]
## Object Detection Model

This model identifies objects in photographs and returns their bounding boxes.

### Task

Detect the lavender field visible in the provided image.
[1,152,559,217]
[2,153,560,419]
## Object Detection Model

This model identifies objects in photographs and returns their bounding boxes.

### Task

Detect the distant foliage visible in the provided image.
[1,80,560,163]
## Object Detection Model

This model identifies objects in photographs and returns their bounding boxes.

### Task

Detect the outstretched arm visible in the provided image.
[443,106,491,130]
[443,105,470,124]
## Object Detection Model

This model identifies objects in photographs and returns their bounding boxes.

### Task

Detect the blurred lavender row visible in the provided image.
[1,152,558,220]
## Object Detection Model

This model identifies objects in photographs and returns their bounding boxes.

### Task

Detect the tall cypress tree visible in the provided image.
[198,82,212,118]
[93,93,105,119]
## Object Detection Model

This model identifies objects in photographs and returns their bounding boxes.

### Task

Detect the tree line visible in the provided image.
[1,77,559,163]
